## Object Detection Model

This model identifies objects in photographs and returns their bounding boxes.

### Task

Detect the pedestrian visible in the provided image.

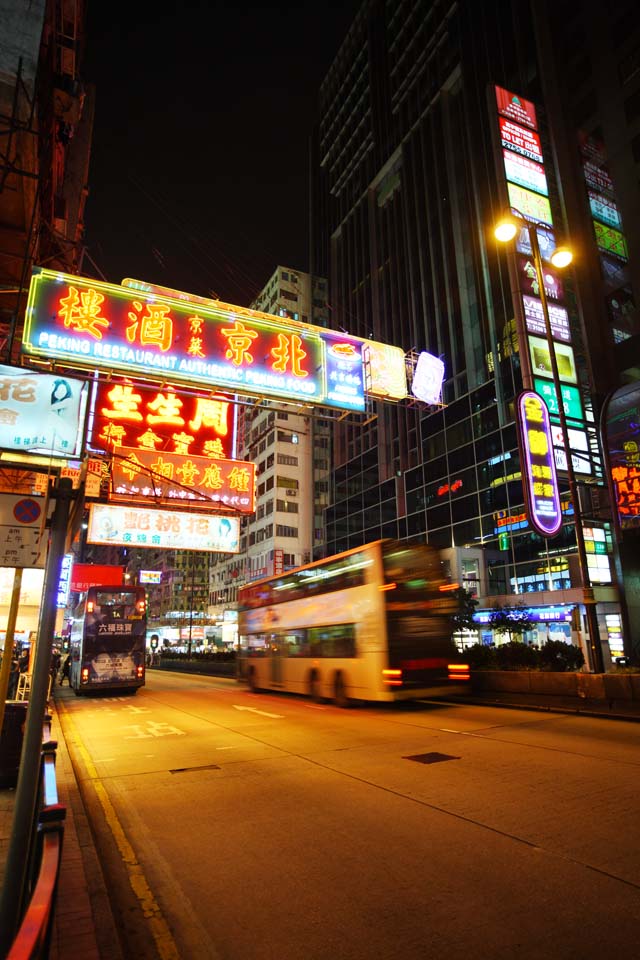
[18,649,30,674]
[60,654,71,686]
[8,649,20,699]
[51,648,61,679]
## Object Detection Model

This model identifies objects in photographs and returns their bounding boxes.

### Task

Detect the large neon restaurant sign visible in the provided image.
[516,391,562,538]
[23,269,375,412]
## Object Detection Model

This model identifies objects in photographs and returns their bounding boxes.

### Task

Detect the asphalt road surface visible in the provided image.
[56,671,640,960]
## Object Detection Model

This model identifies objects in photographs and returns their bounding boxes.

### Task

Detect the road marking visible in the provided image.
[123,721,186,739]
[57,701,180,960]
[233,704,284,719]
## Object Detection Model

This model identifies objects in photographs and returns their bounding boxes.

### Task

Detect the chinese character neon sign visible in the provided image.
[91,381,235,460]
[517,391,562,538]
[110,446,255,513]
[23,269,372,411]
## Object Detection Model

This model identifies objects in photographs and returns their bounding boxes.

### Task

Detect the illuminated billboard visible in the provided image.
[522,296,571,343]
[90,381,235,459]
[528,337,577,384]
[120,278,407,403]
[516,391,562,538]
[411,352,445,404]
[111,447,255,513]
[499,117,543,163]
[533,379,584,422]
[0,364,87,459]
[507,183,552,226]
[87,503,241,553]
[139,570,162,584]
[70,563,124,592]
[23,269,410,413]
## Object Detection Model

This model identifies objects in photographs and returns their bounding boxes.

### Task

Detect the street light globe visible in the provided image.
[550,246,573,269]
[494,217,518,242]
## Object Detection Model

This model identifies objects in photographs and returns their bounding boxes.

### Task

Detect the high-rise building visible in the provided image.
[0,0,93,360]
[311,0,640,666]
[207,266,331,641]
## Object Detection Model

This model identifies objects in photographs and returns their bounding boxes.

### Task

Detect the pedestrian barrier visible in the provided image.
[5,717,66,960]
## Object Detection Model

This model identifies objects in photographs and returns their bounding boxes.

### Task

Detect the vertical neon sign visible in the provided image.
[517,391,562,537]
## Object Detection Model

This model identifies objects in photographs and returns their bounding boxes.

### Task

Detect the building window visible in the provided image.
[280,289,298,302]
[276,500,299,513]
[276,525,298,537]
[277,453,298,466]
[277,476,298,489]
[281,271,289,281]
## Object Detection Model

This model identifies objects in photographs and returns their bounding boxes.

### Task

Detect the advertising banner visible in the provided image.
[499,117,543,162]
[70,563,124,592]
[522,296,571,343]
[528,336,578,383]
[495,86,538,129]
[87,503,241,553]
[0,364,87,458]
[502,151,548,196]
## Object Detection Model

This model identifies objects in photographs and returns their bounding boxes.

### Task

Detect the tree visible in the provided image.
[451,587,479,634]
[488,602,534,643]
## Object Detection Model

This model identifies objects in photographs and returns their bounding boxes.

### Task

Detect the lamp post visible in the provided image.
[495,215,604,673]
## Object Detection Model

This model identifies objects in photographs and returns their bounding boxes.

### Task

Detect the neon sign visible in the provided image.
[611,464,640,525]
[111,446,255,513]
[23,269,368,412]
[90,381,235,459]
[516,391,562,538]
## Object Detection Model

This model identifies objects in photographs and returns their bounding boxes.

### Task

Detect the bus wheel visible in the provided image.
[308,671,322,703]
[248,667,259,693]
[333,673,350,708]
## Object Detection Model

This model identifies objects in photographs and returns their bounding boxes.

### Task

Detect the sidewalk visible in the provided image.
[0,694,122,960]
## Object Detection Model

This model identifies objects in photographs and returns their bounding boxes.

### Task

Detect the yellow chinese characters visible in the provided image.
[271,334,308,377]
[126,302,173,352]
[221,320,258,365]
[59,286,109,340]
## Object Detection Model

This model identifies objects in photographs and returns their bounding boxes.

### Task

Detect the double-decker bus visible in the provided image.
[69,585,147,695]
[237,540,470,706]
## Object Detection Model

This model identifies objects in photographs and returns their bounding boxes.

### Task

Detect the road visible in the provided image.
[55,670,640,960]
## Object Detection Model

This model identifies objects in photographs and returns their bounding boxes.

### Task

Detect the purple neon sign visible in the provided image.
[517,391,562,538]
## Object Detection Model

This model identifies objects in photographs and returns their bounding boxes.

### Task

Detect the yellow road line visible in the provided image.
[58,700,179,960]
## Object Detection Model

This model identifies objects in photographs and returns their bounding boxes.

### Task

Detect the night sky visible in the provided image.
[82,1,361,306]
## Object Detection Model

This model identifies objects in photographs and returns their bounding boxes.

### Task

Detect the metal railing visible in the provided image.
[6,718,66,960]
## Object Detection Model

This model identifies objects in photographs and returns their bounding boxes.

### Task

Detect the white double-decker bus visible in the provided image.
[237,539,470,706]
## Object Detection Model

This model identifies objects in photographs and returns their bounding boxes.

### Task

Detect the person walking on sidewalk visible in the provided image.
[60,654,71,686]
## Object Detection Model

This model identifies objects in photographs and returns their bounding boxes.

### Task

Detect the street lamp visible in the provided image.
[495,213,604,673]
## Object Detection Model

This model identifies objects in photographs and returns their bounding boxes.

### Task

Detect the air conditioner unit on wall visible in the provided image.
[286,489,297,496]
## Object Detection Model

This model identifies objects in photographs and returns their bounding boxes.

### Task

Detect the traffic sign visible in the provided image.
[0,494,49,568]
[13,498,42,524]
